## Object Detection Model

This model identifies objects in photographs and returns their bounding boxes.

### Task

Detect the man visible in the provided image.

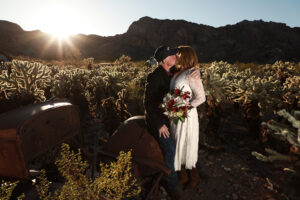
[144,45,200,199]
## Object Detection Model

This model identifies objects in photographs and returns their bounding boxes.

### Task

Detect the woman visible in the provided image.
[170,45,206,190]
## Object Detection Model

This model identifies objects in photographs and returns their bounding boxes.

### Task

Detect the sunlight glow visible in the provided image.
[43,20,74,40]
[49,30,70,40]
[36,3,80,39]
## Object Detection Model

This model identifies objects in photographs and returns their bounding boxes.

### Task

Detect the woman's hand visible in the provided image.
[188,68,201,79]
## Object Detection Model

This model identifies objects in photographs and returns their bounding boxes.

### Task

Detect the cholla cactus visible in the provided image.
[283,76,300,108]
[34,143,140,200]
[85,68,128,115]
[83,57,94,70]
[103,71,127,92]
[51,68,90,110]
[127,70,149,103]
[236,75,283,117]
[0,61,8,71]
[264,61,300,78]
[0,60,51,102]
[145,57,158,68]
[114,55,132,66]
[100,89,131,134]
[83,57,94,65]
[252,109,300,176]
[51,68,90,97]
[85,75,108,114]
[228,61,300,119]
[201,61,233,106]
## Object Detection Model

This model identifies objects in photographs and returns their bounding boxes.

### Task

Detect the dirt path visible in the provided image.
[179,144,286,200]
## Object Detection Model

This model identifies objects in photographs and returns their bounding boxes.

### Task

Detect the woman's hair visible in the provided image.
[176,45,199,71]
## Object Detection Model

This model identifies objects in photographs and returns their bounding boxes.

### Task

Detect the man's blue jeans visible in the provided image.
[157,135,178,190]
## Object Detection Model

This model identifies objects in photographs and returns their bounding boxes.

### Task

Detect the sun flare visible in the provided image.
[38,5,80,40]
[43,22,74,40]
[49,30,70,40]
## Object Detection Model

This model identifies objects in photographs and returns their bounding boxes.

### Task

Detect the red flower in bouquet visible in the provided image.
[168,99,175,109]
[181,93,190,100]
[160,86,192,124]
[175,89,180,95]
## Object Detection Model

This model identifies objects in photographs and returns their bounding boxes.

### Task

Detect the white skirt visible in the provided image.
[170,107,199,171]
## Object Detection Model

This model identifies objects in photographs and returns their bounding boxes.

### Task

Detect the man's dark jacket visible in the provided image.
[144,65,173,138]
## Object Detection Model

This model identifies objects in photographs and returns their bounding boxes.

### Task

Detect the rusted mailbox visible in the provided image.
[0,99,81,179]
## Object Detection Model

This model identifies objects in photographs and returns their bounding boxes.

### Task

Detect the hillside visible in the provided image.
[1,17,300,63]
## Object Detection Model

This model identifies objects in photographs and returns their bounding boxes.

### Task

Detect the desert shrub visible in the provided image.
[34,143,141,200]
[0,180,25,200]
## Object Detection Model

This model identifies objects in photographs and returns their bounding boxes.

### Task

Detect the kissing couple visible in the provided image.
[144,45,206,199]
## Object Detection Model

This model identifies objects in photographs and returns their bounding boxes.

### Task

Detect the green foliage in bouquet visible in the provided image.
[0,60,51,102]
[35,143,141,200]
[252,109,300,176]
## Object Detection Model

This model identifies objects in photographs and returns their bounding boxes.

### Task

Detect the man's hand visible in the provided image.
[189,68,201,79]
[159,124,170,138]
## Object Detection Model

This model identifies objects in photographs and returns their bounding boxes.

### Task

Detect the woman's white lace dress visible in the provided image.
[170,69,206,171]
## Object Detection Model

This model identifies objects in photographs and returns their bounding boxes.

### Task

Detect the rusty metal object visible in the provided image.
[100,116,170,200]
[0,99,81,179]
[101,115,170,177]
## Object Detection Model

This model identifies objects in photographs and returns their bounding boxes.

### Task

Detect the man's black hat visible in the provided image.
[154,45,178,62]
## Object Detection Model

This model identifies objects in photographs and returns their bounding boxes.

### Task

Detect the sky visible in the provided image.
[0,0,299,37]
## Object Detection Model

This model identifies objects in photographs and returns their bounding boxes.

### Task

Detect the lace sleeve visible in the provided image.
[188,74,206,107]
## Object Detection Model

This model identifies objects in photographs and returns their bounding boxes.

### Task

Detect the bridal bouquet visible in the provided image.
[160,86,192,124]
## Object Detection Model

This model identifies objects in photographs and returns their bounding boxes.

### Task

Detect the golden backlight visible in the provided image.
[38,5,79,40]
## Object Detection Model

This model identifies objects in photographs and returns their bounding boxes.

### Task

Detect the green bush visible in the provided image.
[35,143,141,200]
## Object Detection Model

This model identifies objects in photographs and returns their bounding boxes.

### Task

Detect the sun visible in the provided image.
[44,22,74,40]
[49,30,70,40]
[38,5,79,40]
